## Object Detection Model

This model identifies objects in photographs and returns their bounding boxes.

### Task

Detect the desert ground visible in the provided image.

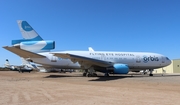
[0,71,180,105]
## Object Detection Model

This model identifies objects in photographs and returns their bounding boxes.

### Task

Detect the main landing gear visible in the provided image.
[82,69,97,77]
[82,68,110,77]
[104,72,109,77]
[83,69,88,76]
[83,72,97,77]
[87,73,97,77]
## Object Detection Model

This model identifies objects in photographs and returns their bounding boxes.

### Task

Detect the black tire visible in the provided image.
[104,73,109,77]
[87,74,91,77]
[83,73,87,76]
[93,73,97,77]
[149,74,153,76]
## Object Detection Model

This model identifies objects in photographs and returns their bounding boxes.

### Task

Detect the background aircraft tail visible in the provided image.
[20,57,38,69]
[4,59,15,70]
[11,20,55,53]
[21,57,48,72]
[4,59,10,67]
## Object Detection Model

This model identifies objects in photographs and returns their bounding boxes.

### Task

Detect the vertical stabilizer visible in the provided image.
[4,59,15,70]
[17,20,43,41]
[4,59,10,67]
[21,57,30,65]
[20,57,36,69]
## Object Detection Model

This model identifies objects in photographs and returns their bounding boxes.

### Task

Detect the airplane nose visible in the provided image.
[164,56,171,66]
[168,60,172,65]
[166,59,171,66]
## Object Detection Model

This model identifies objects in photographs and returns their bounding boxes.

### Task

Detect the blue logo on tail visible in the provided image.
[21,21,33,31]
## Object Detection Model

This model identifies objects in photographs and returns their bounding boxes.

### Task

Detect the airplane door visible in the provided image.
[101,55,106,61]
[162,56,165,63]
[136,56,141,63]
[134,56,141,68]
[51,56,57,62]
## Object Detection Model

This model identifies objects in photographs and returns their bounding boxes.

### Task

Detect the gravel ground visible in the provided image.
[0,71,180,105]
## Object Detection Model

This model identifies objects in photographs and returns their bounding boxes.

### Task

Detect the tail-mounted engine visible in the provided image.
[12,40,55,52]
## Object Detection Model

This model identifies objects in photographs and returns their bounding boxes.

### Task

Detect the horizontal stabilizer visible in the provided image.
[3,46,45,58]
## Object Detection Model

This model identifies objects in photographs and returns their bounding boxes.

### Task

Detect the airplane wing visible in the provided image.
[3,46,46,58]
[52,53,113,67]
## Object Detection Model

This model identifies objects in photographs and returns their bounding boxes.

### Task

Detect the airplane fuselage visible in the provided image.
[30,51,171,71]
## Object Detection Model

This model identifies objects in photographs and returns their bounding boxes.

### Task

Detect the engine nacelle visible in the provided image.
[113,64,129,74]
[13,40,55,52]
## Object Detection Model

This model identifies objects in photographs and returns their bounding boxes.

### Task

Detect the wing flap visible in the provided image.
[3,46,45,58]
[53,53,113,67]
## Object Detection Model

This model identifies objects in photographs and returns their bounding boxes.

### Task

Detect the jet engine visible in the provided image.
[113,64,129,74]
[13,40,55,52]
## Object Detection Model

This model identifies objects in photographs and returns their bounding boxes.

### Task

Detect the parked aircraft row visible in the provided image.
[3,20,171,76]
[4,58,75,73]
[4,58,33,73]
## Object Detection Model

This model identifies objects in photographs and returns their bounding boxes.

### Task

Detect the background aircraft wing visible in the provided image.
[52,53,113,67]
[3,46,46,58]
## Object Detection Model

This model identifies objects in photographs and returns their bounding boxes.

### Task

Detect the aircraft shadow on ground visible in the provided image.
[43,73,180,81]
[44,74,135,81]
[88,74,156,81]
[88,76,132,81]
[160,74,180,77]
[89,74,180,81]
[44,74,83,78]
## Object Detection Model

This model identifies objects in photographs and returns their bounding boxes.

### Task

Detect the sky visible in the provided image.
[0,0,180,66]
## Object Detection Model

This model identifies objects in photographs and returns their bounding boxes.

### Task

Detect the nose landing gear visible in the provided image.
[149,69,154,76]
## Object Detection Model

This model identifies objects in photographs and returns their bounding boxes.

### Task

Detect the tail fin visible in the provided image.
[20,57,38,69]
[4,59,15,70]
[4,59,10,67]
[17,20,43,41]
[21,57,30,65]
[11,21,55,52]
[20,57,47,72]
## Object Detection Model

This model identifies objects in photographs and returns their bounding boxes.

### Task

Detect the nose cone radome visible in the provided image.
[167,60,172,66]
[165,57,171,66]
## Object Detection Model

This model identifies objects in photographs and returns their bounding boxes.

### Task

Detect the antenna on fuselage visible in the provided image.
[88,47,94,52]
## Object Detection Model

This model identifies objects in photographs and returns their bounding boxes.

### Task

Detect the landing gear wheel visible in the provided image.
[83,73,87,76]
[93,73,97,77]
[149,74,153,76]
[87,73,92,77]
[104,73,109,77]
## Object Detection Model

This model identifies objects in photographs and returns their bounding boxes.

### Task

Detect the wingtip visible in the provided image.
[2,46,8,48]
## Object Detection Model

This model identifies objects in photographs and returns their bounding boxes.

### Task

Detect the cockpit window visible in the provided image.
[166,57,170,60]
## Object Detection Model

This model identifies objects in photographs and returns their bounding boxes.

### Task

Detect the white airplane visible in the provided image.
[4,58,33,73]
[3,20,171,77]
[21,56,59,73]
[51,51,171,76]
